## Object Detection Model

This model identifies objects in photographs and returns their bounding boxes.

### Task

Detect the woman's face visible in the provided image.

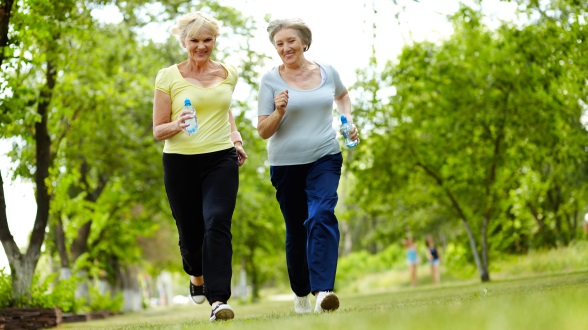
[273,28,306,65]
[183,28,216,62]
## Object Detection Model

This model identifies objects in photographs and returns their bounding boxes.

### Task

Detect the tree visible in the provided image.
[350,4,588,282]
[1,0,274,307]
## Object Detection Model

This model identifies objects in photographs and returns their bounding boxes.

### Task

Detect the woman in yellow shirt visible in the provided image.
[152,11,247,322]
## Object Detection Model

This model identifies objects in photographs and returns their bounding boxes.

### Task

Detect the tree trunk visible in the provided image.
[10,258,36,301]
[416,162,490,282]
[0,0,16,67]
[0,58,56,303]
[75,269,89,299]
[238,260,247,303]
[115,264,142,312]
[339,221,353,256]
[245,245,260,303]
[480,214,491,282]
[69,164,109,264]
[54,214,70,270]
[70,221,92,261]
[462,219,488,281]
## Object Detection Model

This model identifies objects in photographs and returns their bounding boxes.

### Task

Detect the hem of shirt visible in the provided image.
[163,142,233,155]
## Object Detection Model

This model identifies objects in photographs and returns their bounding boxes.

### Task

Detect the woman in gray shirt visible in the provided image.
[257,18,359,314]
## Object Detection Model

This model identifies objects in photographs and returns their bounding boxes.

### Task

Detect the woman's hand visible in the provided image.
[274,90,289,115]
[177,110,195,135]
[348,123,360,144]
[235,144,248,166]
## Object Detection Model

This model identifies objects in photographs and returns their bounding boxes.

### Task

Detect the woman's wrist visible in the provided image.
[344,113,353,123]
[230,131,243,146]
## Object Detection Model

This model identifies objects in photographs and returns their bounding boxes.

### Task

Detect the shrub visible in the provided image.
[336,244,405,288]
[0,268,12,309]
[85,285,123,312]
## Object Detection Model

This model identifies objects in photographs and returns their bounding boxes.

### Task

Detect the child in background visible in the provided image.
[425,236,441,285]
[403,237,418,287]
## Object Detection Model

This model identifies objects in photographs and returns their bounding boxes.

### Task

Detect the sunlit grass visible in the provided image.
[58,271,588,330]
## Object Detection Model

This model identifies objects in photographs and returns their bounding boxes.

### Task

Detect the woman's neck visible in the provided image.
[185,58,213,73]
[281,59,310,74]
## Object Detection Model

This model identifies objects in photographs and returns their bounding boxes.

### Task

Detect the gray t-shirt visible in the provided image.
[258,61,346,166]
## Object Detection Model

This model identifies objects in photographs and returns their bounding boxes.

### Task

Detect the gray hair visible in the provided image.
[171,12,220,42]
[267,18,312,52]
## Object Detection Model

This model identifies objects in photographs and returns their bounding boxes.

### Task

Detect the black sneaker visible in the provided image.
[189,281,205,304]
[210,303,234,321]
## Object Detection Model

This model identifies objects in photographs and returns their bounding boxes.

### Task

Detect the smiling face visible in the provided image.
[182,28,216,62]
[273,28,306,66]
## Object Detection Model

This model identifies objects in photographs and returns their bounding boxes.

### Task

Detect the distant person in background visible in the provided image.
[425,236,441,285]
[403,237,418,287]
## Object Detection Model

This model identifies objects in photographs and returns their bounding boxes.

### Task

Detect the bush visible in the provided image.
[8,273,84,312]
[0,268,12,309]
[442,242,477,279]
[336,244,405,288]
[493,240,588,278]
[85,285,123,312]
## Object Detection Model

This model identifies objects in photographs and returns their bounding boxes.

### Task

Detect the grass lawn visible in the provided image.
[58,270,588,330]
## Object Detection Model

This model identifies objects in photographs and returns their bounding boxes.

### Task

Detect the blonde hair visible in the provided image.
[266,18,312,52]
[171,12,220,42]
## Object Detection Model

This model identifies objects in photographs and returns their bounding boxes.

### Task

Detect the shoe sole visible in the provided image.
[191,295,205,304]
[212,309,234,321]
[320,294,340,311]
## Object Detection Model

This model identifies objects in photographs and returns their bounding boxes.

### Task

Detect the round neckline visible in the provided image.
[276,61,325,92]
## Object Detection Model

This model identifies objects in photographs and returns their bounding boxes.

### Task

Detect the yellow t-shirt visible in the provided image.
[155,63,237,155]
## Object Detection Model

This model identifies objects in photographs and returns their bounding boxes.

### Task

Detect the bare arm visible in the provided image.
[335,89,352,120]
[228,109,242,147]
[228,109,247,166]
[257,90,288,140]
[335,89,359,141]
[425,247,433,260]
[152,89,193,141]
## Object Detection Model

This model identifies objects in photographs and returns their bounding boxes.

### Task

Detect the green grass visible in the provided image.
[58,271,588,330]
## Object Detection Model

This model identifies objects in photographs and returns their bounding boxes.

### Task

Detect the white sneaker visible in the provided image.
[210,303,234,321]
[294,295,312,314]
[314,291,339,313]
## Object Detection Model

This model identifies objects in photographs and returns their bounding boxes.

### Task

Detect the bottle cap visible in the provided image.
[340,114,348,124]
[184,98,191,106]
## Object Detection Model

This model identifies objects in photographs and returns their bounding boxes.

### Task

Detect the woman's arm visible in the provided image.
[228,109,247,166]
[152,89,192,141]
[335,89,359,141]
[257,90,288,139]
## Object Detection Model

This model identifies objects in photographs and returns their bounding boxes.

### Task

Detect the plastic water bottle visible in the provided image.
[183,98,198,135]
[340,114,357,148]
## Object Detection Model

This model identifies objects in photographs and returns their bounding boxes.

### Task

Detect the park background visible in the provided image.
[0,0,587,322]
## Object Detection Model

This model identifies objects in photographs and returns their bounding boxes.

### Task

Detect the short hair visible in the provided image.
[171,12,220,42]
[266,18,312,52]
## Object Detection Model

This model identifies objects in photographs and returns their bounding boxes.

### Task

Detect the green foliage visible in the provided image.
[0,268,123,312]
[0,268,11,309]
[349,2,588,281]
[84,285,124,312]
[442,242,478,279]
[3,272,83,312]
[336,244,405,288]
[493,240,588,277]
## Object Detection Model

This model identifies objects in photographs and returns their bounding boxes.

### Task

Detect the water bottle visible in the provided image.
[340,114,357,148]
[183,98,198,135]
